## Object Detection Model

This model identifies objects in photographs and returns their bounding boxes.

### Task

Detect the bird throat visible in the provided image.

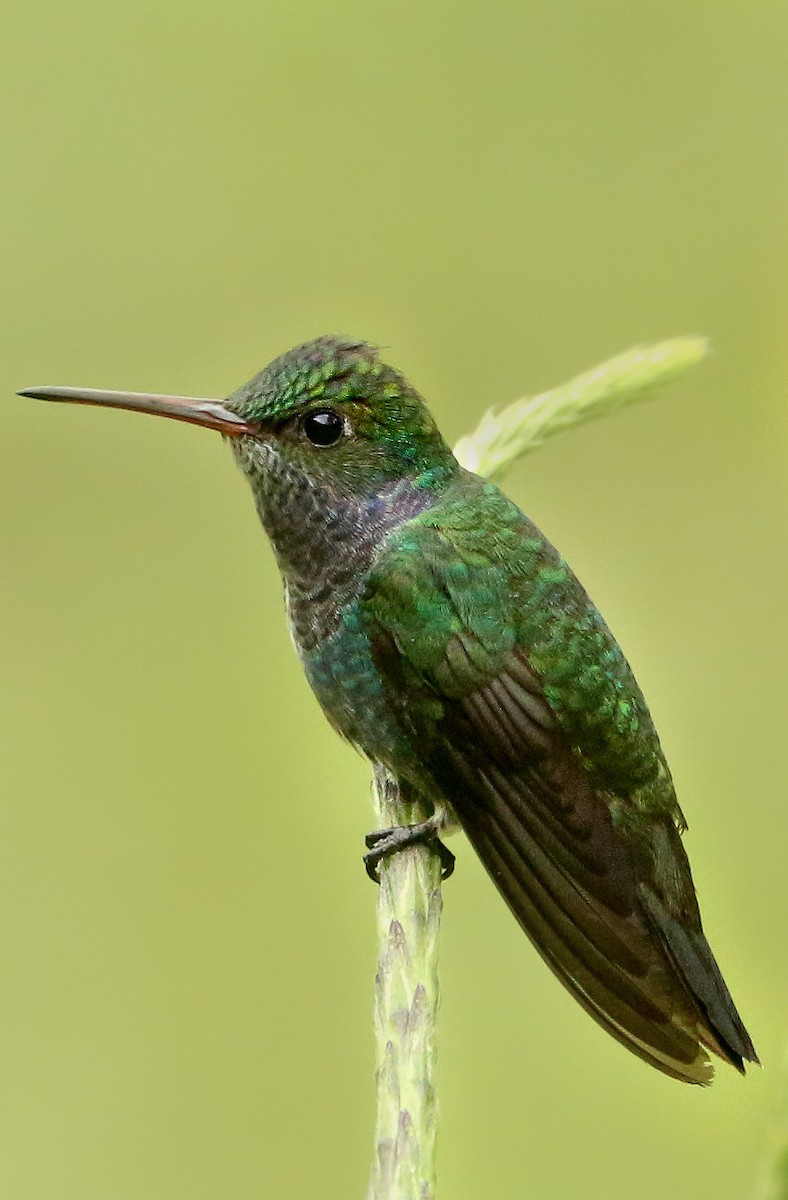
[230,436,444,653]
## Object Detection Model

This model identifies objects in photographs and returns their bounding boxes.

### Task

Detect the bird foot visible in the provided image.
[364,818,455,883]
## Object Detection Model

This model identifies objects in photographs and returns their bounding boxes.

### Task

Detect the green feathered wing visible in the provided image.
[359,481,757,1083]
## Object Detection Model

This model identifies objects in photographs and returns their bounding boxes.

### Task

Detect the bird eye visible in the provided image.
[302,408,345,447]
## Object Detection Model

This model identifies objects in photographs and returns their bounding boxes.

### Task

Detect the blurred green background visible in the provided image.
[2,2,787,1197]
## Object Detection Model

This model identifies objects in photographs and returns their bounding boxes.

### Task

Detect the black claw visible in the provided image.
[435,839,456,880]
[364,852,383,884]
[362,822,456,883]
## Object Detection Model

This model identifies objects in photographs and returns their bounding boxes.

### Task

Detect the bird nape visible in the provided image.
[19,334,758,1084]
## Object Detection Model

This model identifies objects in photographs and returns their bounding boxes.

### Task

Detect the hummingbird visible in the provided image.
[20,334,757,1084]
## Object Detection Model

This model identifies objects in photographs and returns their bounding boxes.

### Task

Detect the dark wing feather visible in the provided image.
[361,516,757,1083]
[426,658,732,1084]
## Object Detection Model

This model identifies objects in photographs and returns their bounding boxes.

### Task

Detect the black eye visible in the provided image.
[303,408,345,447]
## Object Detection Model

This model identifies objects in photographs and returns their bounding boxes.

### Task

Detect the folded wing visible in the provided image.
[361,513,757,1083]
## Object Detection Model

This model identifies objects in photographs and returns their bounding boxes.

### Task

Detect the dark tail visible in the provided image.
[639,886,758,1073]
[446,750,758,1084]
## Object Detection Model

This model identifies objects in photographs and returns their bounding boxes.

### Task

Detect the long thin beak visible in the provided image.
[17,386,253,437]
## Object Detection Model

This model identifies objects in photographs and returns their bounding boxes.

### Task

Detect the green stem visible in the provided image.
[367,768,442,1200]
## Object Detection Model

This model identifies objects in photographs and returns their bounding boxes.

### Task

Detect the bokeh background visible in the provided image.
[2,3,787,1197]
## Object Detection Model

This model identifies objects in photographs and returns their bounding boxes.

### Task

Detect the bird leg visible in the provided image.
[364,814,456,883]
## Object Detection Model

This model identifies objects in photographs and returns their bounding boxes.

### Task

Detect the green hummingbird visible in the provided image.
[20,334,757,1084]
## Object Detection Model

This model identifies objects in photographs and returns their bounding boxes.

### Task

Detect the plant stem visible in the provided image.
[367,768,442,1200]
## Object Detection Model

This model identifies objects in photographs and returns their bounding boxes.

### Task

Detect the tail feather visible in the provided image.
[464,809,715,1084]
[639,887,759,1071]
[440,741,758,1084]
